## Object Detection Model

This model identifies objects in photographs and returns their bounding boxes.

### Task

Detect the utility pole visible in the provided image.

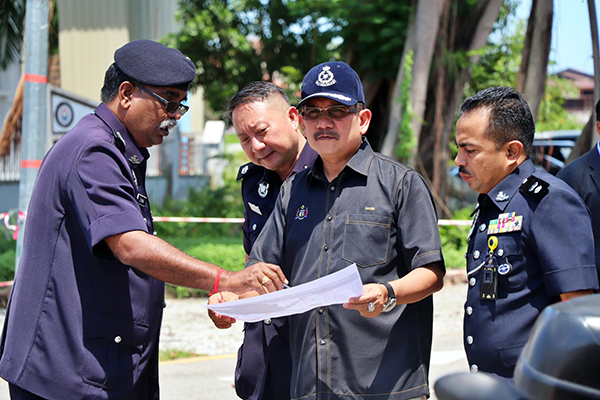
[15,0,50,272]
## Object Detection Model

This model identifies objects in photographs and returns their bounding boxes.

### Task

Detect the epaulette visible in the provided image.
[519,175,549,201]
[237,162,262,181]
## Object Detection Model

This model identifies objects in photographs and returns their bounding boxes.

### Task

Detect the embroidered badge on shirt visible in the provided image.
[487,212,523,234]
[248,202,262,216]
[129,155,141,164]
[495,191,509,202]
[295,205,309,220]
[241,165,249,175]
[258,182,269,198]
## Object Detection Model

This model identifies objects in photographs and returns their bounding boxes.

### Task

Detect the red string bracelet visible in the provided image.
[209,268,224,296]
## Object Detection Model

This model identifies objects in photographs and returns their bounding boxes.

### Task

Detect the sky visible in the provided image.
[517,0,600,76]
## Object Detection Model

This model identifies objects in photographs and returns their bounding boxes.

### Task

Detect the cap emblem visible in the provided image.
[316,66,336,87]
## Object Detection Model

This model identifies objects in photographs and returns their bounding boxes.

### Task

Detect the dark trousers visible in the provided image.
[8,384,46,400]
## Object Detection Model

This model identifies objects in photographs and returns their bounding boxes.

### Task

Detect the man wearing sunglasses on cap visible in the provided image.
[212,61,445,400]
[0,40,286,400]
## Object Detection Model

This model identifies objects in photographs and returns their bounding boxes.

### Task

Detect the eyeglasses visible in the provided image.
[301,105,361,121]
[135,84,189,116]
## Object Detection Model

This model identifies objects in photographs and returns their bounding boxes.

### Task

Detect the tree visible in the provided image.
[516,0,553,122]
[0,0,25,71]
[166,0,341,114]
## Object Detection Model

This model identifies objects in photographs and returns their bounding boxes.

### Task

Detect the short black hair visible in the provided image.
[100,64,131,103]
[459,86,535,157]
[227,81,290,120]
[595,98,600,122]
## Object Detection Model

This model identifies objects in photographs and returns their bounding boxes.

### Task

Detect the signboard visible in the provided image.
[49,85,98,135]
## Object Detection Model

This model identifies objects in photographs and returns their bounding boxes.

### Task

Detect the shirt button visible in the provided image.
[318,308,324,314]
[467,335,474,345]
[330,186,335,191]
[324,245,329,251]
[144,218,147,223]
[479,223,486,232]
[114,336,122,344]
[473,250,480,260]
[320,339,326,345]
[469,277,476,286]
[303,165,308,169]
[264,318,272,325]
[497,248,504,257]
[153,231,157,236]
[327,216,332,221]
[471,364,479,373]
[252,224,257,231]
[466,306,473,315]
[163,300,167,308]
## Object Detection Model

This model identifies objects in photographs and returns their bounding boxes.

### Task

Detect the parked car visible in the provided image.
[530,129,580,175]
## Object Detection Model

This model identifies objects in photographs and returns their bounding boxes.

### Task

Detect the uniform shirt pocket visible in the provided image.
[342,214,392,268]
[495,232,526,291]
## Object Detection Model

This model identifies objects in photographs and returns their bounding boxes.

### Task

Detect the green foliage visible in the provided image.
[159,348,202,361]
[536,75,583,132]
[164,236,245,298]
[154,174,245,239]
[0,233,15,281]
[439,208,473,269]
[0,0,25,70]
[332,0,412,82]
[168,0,343,112]
[395,50,415,163]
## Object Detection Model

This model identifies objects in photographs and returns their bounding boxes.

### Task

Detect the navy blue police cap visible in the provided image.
[114,39,196,91]
[297,61,365,109]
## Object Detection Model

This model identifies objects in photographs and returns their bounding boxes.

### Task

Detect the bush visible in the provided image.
[439,208,472,269]
[0,233,16,281]
[154,175,244,239]
[164,236,245,298]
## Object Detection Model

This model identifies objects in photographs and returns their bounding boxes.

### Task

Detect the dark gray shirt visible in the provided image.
[248,139,445,400]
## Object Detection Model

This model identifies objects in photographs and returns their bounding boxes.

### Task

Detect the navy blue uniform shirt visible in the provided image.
[235,143,317,400]
[248,139,445,400]
[464,159,599,380]
[0,104,164,400]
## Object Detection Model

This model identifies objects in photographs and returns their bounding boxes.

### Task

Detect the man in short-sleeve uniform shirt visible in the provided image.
[454,86,599,382]
[217,82,317,400]
[0,40,286,400]
[243,62,445,400]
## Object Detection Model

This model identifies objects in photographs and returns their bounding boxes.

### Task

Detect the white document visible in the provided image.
[206,263,365,322]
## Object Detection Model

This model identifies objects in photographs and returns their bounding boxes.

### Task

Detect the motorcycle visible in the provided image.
[434,294,600,400]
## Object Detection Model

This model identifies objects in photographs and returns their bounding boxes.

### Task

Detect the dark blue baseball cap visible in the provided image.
[297,61,365,109]
[114,39,196,91]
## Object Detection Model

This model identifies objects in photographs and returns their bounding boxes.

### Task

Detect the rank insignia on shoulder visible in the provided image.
[487,212,522,234]
[519,176,549,201]
[237,162,259,181]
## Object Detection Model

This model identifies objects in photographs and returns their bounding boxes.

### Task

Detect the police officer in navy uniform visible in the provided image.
[454,86,599,382]
[208,82,317,400]
[0,40,286,400]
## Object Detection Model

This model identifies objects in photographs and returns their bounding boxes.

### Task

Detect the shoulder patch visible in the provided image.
[519,175,550,201]
[237,162,261,181]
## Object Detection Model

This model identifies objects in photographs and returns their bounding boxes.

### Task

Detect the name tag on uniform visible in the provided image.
[487,212,522,235]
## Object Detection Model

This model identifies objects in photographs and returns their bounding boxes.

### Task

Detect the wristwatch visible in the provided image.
[380,282,397,312]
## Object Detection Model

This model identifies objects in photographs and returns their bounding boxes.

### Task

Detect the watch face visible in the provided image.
[383,298,397,312]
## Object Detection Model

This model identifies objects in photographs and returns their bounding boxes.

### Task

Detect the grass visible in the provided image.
[159,348,204,361]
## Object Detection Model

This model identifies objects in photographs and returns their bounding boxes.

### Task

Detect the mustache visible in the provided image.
[159,118,178,131]
[313,130,340,140]
[458,166,471,176]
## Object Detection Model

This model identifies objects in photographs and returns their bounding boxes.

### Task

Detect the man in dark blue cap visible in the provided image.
[212,61,445,400]
[0,39,286,400]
